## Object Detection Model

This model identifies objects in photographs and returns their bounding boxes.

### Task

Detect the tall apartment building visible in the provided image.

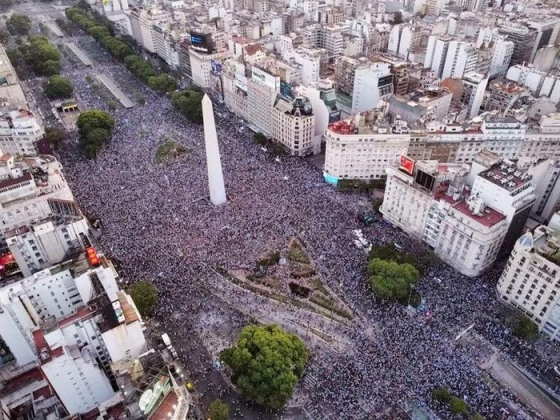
[247,66,280,136]
[497,224,560,342]
[381,156,510,276]
[527,159,560,224]
[127,6,171,54]
[272,96,316,156]
[282,48,321,86]
[0,109,43,156]
[352,62,393,114]
[303,25,344,61]
[189,49,229,89]
[469,153,536,255]
[497,24,537,66]
[476,30,515,79]
[323,113,410,184]
[442,41,478,80]
[461,72,488,119]
[424,35,453,79]
[371,54,410,96]
[222,59,250,121]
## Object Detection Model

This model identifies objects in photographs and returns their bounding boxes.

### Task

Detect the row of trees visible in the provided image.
[76,109,115,158]
[65,8,176,95]
[17,35,62,76]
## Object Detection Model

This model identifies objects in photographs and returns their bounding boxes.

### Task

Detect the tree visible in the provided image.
[449,397,469,415]
[44,127,65,149]
[7,14,32,36]
[129,282,158,318]
[221,324,308,410]
[514,316,539,340]
[471,414,485,420]
[367,258,419,302]
[253,132,267,146]
[43,75,74,100]
[43,60,61,76]
[171,90,204,124]
[77,109,115,138]
[148,74,177,95]
[432,387,452,403]
[19,36,61,76]
[77,110,115,158]
[209,399,230,420]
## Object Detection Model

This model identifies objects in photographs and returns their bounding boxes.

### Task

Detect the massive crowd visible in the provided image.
[53,33,559,420]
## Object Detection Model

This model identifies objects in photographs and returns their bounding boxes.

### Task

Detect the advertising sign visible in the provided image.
[211,60,222,75]
[251,67,278,90]
[235,73,248,91]
[190,32,215,54]
[399,155,415,175]
[280,81,293,99]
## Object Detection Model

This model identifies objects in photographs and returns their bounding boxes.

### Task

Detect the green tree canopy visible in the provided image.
[77,110,115,158]
[221,324,308,410]
[43,75,73,100]
[148,74,177,95]
[44,127,65,149]
[7,14,32,36]
[171,90,204,124]
[514,316,539,341]
[367,258,419,302]
[432,387,452,403]
[209,399,230,420]
[19,36,61,76]
[129,281,158,318]
[449,397,469,415]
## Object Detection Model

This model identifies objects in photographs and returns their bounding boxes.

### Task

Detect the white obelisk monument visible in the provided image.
[202,94,227,206]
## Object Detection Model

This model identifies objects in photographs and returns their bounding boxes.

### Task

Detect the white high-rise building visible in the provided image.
[127,6,171,54]
[282,48,321,86]
[247,66,280,136]
[424,35,452,78]
[497,225,560,342]
[488,38,514,79]
[441,41,478,80]
[461,72,488,119]
[352,62,393,113]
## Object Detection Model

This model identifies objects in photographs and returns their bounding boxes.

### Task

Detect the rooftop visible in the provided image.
[478,161,532,192]
[436,187,507,228]
[489,79,526,94]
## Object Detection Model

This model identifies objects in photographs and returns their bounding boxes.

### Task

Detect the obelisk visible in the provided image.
[202,94,227,206]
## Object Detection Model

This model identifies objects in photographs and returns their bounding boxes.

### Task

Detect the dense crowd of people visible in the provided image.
[53,32,560,420]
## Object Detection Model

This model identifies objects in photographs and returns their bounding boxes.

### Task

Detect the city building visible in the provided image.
[388,87,452,125]
[323,111,410,184]
[461,72,489,119]
[0,109,43,156]
[527,159,560,225]
[272,96,316,156]
[247,66,280,135]
[0,45,28,109]
[5,202,92,277]
[441,41,478,80]
[127,6,171,54]
[380,156,510,276]
[484,79,528,115]
[0,155,74,240]
[497,224,560,342]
